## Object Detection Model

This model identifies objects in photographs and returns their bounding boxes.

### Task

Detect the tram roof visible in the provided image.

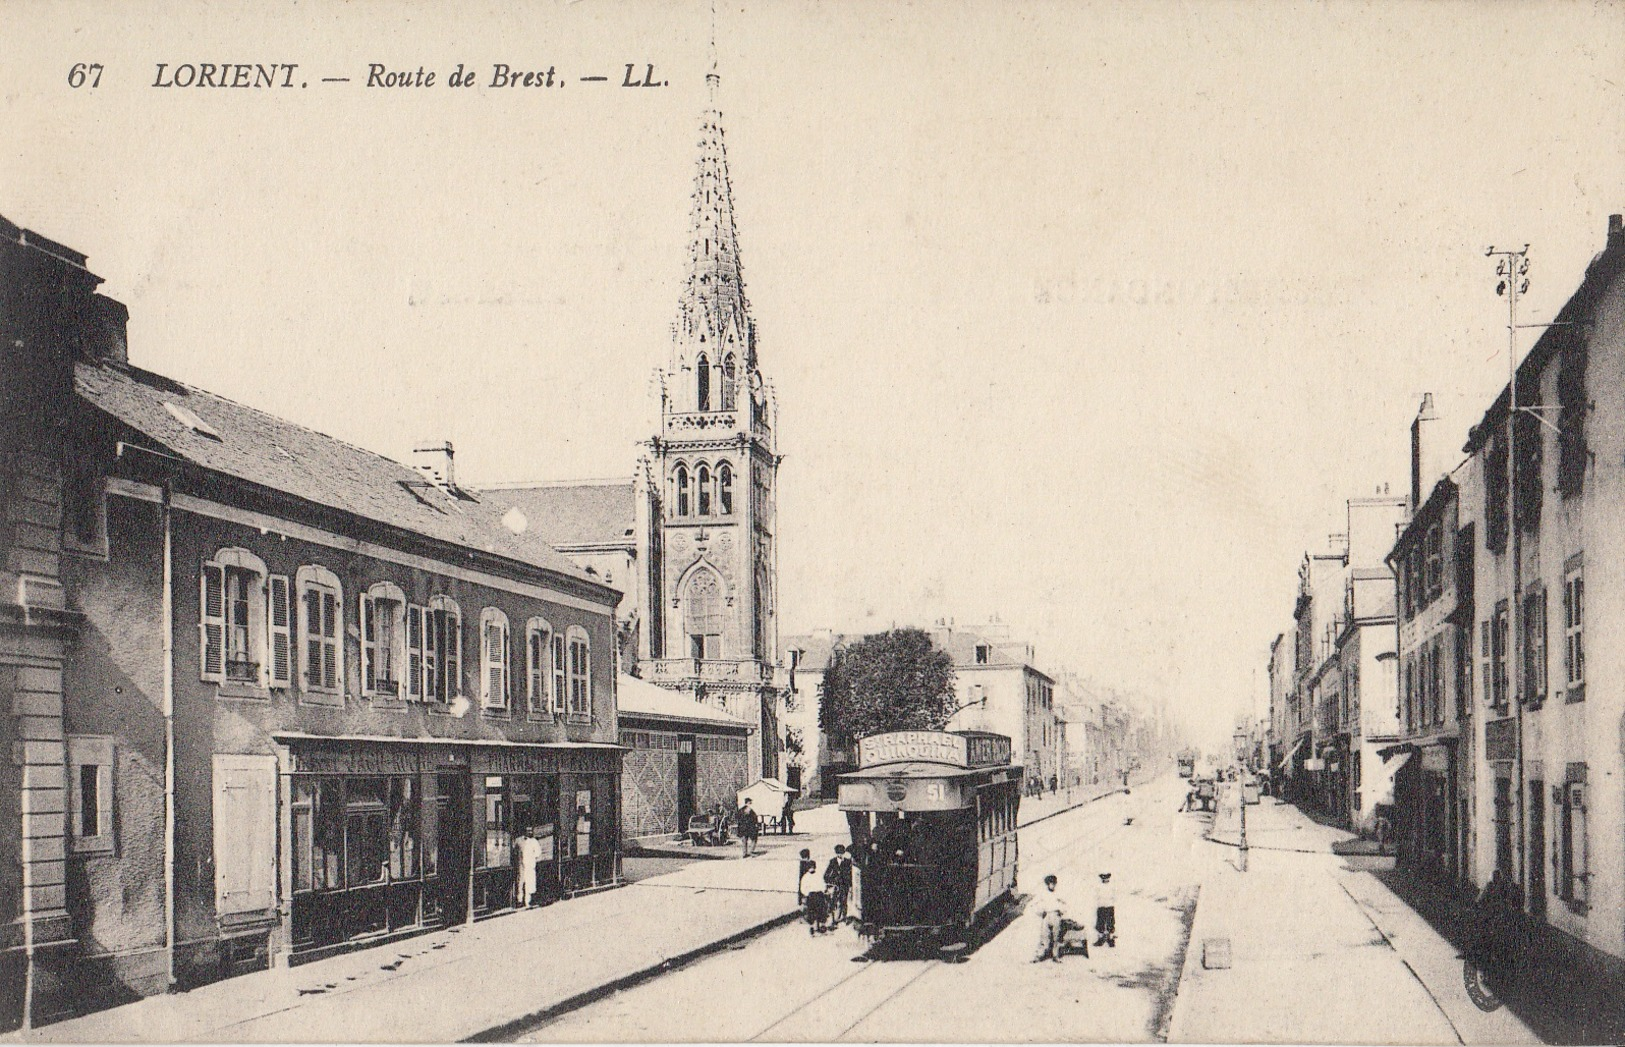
[839,761,1017,781]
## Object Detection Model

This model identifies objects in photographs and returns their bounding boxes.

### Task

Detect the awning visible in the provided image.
[1277,735,1308,776]
[1370,750,1412,806]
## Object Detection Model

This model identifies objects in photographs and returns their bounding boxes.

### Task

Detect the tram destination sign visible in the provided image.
[857,730,1012,769]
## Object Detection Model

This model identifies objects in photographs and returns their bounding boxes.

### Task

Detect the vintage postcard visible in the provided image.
[2,0,1623,1042]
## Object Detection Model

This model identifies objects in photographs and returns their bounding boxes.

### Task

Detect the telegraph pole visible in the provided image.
[1486,243,1530,894]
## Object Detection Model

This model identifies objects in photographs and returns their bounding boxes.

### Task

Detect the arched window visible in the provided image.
[674,465,691,517]
[296,565,345,696]
[566,626,591,721]
[200,548,283,687]
[696,354,711,412]
[480,607,511,710]
[697,464,712,516]
[360,581,407,698]
[684,568,724,661]
[416,594,462,702]
[721,354,738,410]
[526,617,553,718]
[718,463,734,516]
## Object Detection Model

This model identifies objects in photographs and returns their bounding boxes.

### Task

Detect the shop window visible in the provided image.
[572,787,594,857]
[68,736,115,854]
[527,618,554,717]
[389,777,419,880]
[297,565,344,695]
[1564,557,1584,700]
[361,583,407,698]
[483,776,512,869]
[481,607,511,711]
[567,626,591,721]
[345,777,390,888]
[1522,586,1547,707]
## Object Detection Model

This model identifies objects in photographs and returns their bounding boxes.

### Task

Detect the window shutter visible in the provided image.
[322,592,338,691]
[212,755,278,916]
[552,633,566,714]
[407,605,425,700]
[529,631,544,713]
[200,562,226,681]
[1575,786,1590,907]
[95,762,113,839]
[483,622,498,707]
[267,575,292,687]
[360,594,377,696]
[446,612,461,698]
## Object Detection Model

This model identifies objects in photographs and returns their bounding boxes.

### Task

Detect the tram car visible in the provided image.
[838,729,1021,943]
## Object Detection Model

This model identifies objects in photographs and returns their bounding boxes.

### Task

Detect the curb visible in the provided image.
[1162,882,1206,1044]
[463,908,802,1042]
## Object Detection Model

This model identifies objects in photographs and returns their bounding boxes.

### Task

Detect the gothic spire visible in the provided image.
[676,66,753,366]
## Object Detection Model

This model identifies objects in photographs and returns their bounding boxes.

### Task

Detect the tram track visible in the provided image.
[745,789,1168,1042]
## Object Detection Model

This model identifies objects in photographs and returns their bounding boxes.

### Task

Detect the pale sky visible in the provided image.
[6,0,1623,748]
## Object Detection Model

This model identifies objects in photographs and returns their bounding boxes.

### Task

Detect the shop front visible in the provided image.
[281,738,621,961]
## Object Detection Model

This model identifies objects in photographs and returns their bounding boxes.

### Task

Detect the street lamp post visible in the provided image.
[1235,729,1250,872]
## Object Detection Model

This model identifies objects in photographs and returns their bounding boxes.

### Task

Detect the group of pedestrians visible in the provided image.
[798,844,854,934]
[1032,870,1118,963]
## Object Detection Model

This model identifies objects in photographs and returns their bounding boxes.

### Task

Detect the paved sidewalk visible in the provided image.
[1170,792,1536,1045]
[16,782,1133,1043]
[14,845,815,1044]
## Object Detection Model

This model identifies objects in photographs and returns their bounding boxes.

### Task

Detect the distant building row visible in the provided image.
[1266,213,1625,973]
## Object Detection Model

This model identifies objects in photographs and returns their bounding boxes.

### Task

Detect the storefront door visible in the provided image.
[436,771,471,926]
[677,735,697,832]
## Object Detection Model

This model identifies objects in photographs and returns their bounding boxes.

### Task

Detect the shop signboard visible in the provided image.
[1485,717,1516,763]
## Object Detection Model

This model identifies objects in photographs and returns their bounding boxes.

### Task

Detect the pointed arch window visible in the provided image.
[718,463,734,516]
[684,569,724,661]
[697,464,712,516]
[696,354,711,412]
[722,354,738,410]
[674,464,691,517]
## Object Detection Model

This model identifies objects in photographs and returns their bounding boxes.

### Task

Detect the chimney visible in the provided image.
[1610,214,1623,248]
[413,441,456,492]
[1410,392,1438,511]
[70,293,130,366]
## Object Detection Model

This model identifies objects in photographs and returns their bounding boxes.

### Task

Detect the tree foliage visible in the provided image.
[818,628,958,745]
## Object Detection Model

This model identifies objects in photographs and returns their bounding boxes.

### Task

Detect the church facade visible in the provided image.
[488,71,786,807]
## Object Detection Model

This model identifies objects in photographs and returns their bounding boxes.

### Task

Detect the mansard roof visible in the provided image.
[75,361,610,594]
[481,480,637,550]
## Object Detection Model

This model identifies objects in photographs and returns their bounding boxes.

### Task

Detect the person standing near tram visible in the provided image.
[824,844,854,924]
[736,798,761,857]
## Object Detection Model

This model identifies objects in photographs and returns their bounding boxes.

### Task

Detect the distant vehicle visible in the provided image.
[839,729,1021,945]
[1177,751,1198,779]
[1194,777,1218,812]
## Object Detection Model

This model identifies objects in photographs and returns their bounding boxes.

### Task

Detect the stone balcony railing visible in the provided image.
[648,657,774,685]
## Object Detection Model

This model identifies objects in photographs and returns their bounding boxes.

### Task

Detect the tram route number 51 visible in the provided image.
[69,64,105,89]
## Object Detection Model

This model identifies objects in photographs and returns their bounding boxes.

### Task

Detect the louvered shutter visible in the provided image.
[407,605,425,700]
[552,632,566,714]
[529,631,544,713]
[445,611,461,698]
[360,594,377,696]
[267,576,292,687]
[200,563,225,681]
[321,591,338,691]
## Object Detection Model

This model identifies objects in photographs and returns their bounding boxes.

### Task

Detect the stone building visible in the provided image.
[487,70,785,799]
[1454,215,1625,963]
[0,217,625,1028]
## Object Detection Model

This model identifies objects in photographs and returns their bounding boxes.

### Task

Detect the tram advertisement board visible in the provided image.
[838,777,964,812]
[857,730,1013,769]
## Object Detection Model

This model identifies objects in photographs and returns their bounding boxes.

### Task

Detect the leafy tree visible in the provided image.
[818,628,957,746]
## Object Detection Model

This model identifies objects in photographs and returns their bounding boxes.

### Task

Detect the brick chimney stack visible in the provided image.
[1410,392,1439,512]
[412,441,456,492]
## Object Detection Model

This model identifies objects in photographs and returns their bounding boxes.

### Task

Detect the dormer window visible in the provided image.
[975,644,990,665]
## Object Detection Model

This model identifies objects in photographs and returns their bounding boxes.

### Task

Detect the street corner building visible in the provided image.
[0,218,627,1028]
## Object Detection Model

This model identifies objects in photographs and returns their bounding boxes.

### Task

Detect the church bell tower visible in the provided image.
[646,68,782,777]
